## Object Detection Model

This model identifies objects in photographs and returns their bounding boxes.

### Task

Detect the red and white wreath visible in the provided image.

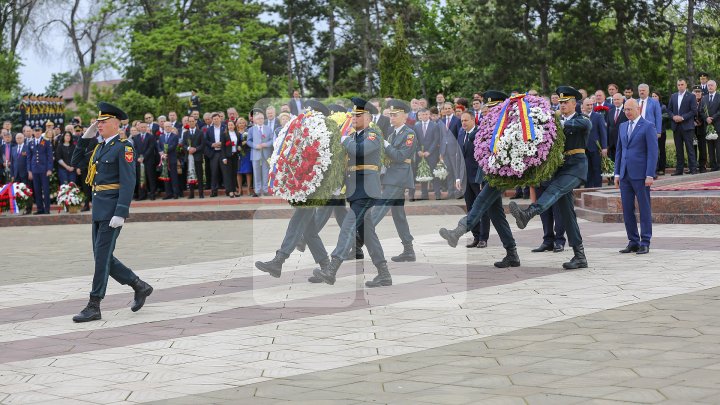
[268,111,333,203]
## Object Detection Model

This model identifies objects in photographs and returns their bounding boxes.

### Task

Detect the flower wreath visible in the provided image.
[474,94,565,189]
[268,110,345,206]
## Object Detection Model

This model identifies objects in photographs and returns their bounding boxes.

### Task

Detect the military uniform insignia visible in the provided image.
[368,135,376,141]
[406,133,415,146]
[124,146,134,163]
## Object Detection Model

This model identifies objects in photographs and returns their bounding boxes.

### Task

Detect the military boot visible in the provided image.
[365,262,392,288]
[255,251,288,278]
[509,201,541,230]
[563,244,588,269]
[494,247,521,268]
[72,296,102,323]
[439,224,466,248]
[308,257,330,283]
[130,278,154,312]
[313,256,343,285]
[391,243,416,262]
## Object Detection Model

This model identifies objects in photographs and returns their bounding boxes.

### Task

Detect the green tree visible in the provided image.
[379,20,414,99]
[44,71,79,95]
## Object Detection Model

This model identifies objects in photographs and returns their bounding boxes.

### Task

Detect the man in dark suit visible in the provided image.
[668,78,699,175]
[182,116,205,198]
[288,89,304,116]
[11,133,29,185]
[134,122,157,200]
[614,99,658,255]
[440,102,461,139]
[412,108,441,200]
[27,126,53,214]
[594,90,612,108]
[264,105,281,135]
[370,100,391,137]
[168,111,183,134]
[699,72,710,96]
[458,110,490,248]
[158,122,180,199]
[203,113,226,197]
[144,113,160,135]
[700,80,720,171]
[581,97,608,188]
[1,130,12,183]
[606,93,629,169]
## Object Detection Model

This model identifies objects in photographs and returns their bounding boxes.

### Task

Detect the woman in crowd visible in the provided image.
[236,117,252,196]
[55,130,77,184]
[221,118,240,197]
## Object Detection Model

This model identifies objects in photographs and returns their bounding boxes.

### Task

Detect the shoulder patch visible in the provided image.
[367,135,377,141]
[124,147,134,163]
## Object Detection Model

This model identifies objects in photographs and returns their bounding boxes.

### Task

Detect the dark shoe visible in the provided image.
[188,194,195,199]
[356,248,364,260]
[510,193,523,200]
[476,240,488,248]
[308,257,330,283]
[72,296,102,322]
[211,191,218,197]
[509,201,539,230]
[619,244,639,254]
[255,252,288,278]
[636,246,650,255]
[251,193,258,197]
[307,276,323,283]
[149,194,156,201]
[173,196,178,199]
[391,243,416,262]
[81,205,90,212]
[162,195,172,200]
[671,172,683,176]
[531,243,553,253]
[435,193,442,200]
[32,211,44,215]
[699,168,707,173]
[129,278,153,312]
[366,262,392,288]
[494,247,521,268]
[553,243,564,253]
[313,256,343,285]
[563,244,588,269]
[199,194,204,199]
[439,224,466,248]
[466,239,480,248]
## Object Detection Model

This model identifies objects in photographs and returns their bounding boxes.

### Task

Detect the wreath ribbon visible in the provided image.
[490,94,537,154]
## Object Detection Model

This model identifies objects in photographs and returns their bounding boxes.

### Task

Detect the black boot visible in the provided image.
[563,244,588,269]
[439,224,466,248]
[391,243,416,262]
[255,252,288,278]
[313,256,343,285]
[509,202,540,230]
[308,257,330,283]
[130,278,154,312]
[72,296,102,322]
[494,247,521,268]
[365,262,392,288]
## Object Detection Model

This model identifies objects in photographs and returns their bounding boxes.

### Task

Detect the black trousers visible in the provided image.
[674,129,698,173]
[694,126,708,170]
[209,152,223,192]
[536,185,566,246]
[657,130,667,172]
[223,153,239,193]
[90,220,138,299]
[585,150,602,188]
[464,182,489,241]
[332,198,385,265]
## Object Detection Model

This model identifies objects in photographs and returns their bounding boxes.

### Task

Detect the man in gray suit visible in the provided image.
[412,108,441,200]
[246,110,274,196]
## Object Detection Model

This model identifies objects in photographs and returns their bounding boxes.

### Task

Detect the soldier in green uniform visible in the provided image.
[70,102,154,323]
[314,97,391,288]
[365,99,417,261]
[509,86,591,270]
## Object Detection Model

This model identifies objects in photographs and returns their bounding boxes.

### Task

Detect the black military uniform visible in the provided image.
[509,86,591,270]
[314,97,390,288]
[70,102,153,323]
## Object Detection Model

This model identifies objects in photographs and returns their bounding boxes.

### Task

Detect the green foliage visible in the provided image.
[0,51,20,93]
[116,90,159,121]
[45,72,79,95]
[379,20,415,99]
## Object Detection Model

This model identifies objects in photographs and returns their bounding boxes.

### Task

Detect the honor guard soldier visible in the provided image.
[509,86,592,270]
[27,125,53,214]
[439,90,522,268]
[314,97,392,287]
[255,100,335,278]
[189,89,201,115]
[364,99,418,261]
[70,102,153,323]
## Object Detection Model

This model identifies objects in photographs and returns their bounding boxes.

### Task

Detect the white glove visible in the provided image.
[384,140,390,147]
[109,216,125,228]
[82,122,98,139]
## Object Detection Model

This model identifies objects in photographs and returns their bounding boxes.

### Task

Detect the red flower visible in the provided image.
[184,124,190,129]
[156,131,161,136]
[593,105,609,113]
[225,140,235,146]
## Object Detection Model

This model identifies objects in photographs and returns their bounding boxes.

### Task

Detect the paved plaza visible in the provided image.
[1,214,720,404]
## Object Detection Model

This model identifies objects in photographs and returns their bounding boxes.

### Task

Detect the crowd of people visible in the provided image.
[2,73,718,217]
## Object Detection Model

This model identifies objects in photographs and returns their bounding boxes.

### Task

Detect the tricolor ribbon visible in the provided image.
[268,113,305,193]
[490,94,537,154]
[0,183,20,214]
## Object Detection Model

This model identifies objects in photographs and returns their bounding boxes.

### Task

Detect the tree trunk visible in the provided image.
[685,0,695,85]
[327,4,335,97]
[286,8,294,97]
[666,24,675,91]
[363,3,372,95]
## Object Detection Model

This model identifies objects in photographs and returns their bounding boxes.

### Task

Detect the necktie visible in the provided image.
[475,112,480,125]
[614,109,620,123]
[423,121,427,136]
[628,122,634,139]
[17,146,21,158]
[711,94,715,103]
[4,146,9,162]
[446,117,450,129]
[640,99,644,117]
